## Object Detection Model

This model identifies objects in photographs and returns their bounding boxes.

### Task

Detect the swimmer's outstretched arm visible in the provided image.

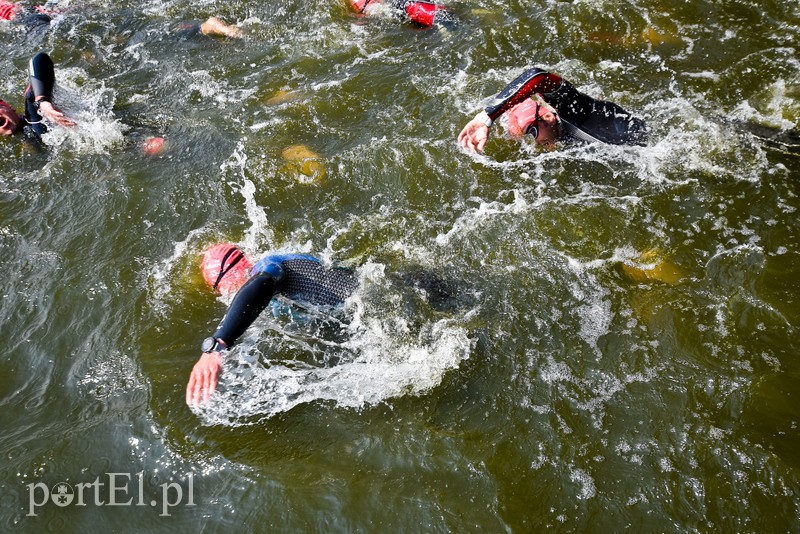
[26,52,75,129]
[458,67,562,153]
[186,272,278,406]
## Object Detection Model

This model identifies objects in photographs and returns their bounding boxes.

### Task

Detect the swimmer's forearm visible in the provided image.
[484,68,562,122]
[212,273,277,347]
[28,52,56,101]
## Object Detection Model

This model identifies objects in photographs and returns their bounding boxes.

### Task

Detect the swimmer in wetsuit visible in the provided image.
[0,0,53,30]
[458,67,648,153]
[0,51,75,139]
[186,244,359,406]
[348,0,453,28]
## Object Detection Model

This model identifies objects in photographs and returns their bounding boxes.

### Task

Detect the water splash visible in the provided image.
[39,67,126,153]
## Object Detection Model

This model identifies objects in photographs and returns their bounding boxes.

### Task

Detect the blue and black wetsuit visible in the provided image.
[484,67,648,146]
[23,51,57,139]
[212,254,359,348]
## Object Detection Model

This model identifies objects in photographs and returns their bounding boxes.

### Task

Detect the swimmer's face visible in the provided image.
[0,102,22,136]
[533,104,561,145]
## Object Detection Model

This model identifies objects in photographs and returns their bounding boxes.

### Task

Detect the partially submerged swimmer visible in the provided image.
[0,52,75,139]
[0,0,53,30]
[186,244,359,406]
[458,67,648,153]
[348,0,453,28]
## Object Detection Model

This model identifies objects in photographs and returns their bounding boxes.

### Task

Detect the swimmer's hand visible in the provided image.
[458,111,491,154]
[186,352,223,406]
[37,101,76,128]
[200,17,242,39]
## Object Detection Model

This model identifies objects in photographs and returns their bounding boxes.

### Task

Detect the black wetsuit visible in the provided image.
[211,254,358,348]
[484,67,648,146]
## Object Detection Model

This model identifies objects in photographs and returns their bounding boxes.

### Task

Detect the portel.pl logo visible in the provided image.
[27,472,195,517]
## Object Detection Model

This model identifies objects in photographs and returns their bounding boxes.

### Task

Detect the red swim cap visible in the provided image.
[0,0,18,21]
[506,98,539,138]
[200,243,253,294]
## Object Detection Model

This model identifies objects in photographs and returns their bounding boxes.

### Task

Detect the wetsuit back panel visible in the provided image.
[279,258,358,306]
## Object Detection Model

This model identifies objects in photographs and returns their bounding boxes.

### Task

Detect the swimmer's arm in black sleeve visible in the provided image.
[212,273,278,348]
[24,52,75,134]
[186,272,278,406]
[483,67,563,122]
[27,52,56,102]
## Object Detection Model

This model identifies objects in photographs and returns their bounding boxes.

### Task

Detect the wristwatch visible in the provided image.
[201,337,227,353]
[483,115,493,128]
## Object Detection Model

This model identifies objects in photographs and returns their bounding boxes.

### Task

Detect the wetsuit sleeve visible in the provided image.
[28,52,56,101]
[211,273,277,348]
[484,68,563,122]
[23,52,56,138]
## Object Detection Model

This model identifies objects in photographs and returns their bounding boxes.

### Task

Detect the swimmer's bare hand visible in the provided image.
[186,352,223,406]
[37,101,76,128]
[458,111,491,154]
[200,17,242,38]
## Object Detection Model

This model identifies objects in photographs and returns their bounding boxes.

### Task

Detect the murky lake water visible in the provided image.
[2,0,799,531]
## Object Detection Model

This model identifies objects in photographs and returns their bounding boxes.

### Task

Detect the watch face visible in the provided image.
[201,337,216,352]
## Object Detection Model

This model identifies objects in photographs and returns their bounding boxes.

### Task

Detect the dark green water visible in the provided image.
[1,0,799,531]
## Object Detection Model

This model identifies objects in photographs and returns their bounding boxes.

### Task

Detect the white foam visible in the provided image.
[38,67,125,153]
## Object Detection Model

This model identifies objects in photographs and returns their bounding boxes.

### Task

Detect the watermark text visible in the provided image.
[27,471,195,517]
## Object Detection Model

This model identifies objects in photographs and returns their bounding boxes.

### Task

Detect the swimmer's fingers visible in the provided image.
[186,352,222,406]
[186,362,202,406]
[457,124,471,150]
[204,357,220,404]
[38,101,75,127]
[457,122,477,152]
[458,118,488,154]
[474,127,488,153]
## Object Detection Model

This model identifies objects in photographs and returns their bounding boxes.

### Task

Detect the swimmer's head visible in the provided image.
[0,101,22,136]
[506,97,561,145]
[200,243,253,294]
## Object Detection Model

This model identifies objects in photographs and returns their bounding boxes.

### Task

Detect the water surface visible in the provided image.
[1,0,799,531]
